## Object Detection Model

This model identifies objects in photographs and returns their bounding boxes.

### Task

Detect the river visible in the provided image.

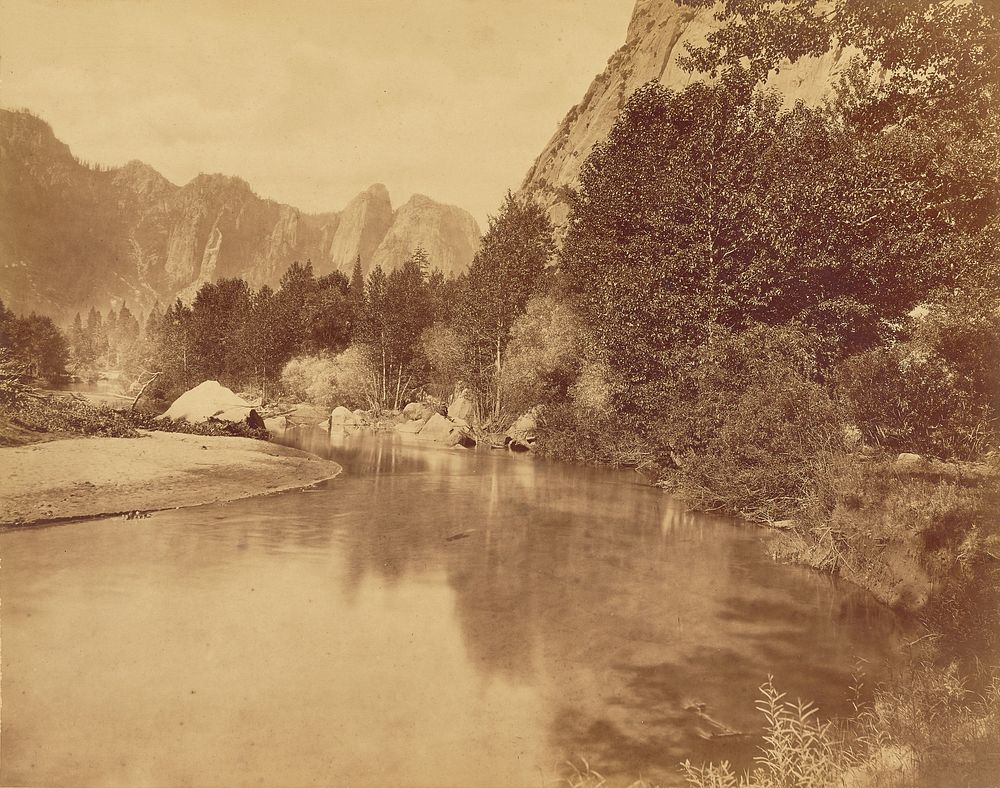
[0,428,910,787]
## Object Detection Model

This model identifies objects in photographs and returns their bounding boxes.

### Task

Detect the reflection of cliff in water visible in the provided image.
[278,429,912,776]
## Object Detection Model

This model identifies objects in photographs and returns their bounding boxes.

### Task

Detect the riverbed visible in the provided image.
[0,428,911,786]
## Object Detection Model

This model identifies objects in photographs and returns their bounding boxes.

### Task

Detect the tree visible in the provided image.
[187,278,254,384]
[560,74,991,417]
[349,256,366,307]
[305,272,355,354]
[9,313,70,379]
[675,0,999,126]
[382,249,435,409]
[457,191,555,420]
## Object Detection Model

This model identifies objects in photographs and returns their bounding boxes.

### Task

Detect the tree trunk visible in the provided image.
[494,333,502,421]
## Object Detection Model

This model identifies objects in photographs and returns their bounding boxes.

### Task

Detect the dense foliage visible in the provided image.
[0,298,70,380]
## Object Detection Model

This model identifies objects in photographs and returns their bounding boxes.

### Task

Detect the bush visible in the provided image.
[655,325,846,520]
[835,345,994,459]
[0,348,28,407]
[419,323,469,400]
[501,295,588,417]
[835,291,999,460]
[280,346,373,409]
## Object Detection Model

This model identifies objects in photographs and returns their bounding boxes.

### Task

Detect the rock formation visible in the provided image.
[519,0,854,223]
[0,109,481,320]
[370,194,482,279]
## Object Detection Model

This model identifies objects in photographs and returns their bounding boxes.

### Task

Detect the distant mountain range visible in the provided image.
[0,108,481,320]
[518,0,854,224]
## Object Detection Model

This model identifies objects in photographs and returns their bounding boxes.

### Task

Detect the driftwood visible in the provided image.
[130,371,162,412]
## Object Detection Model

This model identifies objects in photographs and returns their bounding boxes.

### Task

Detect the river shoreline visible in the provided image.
[0,430,342,527]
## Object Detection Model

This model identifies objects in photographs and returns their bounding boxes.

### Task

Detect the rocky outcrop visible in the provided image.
[0,109,482,320]
[519,0,853,223]
[329,405,361,428]
[325,184,395,276]
[370,194,482,278]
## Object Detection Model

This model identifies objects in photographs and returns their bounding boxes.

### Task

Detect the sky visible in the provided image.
[0,0,635,226]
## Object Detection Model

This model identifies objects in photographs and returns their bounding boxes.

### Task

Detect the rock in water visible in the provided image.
[507,408,540,451]
[418,413,476,447]
[330,406,360,427]
[159,381,253,423]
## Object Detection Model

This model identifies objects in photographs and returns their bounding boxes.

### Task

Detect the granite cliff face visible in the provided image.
[0,110,481,319]
[371,194,482,278]
[324,183,395,277]
[520,0,853,223]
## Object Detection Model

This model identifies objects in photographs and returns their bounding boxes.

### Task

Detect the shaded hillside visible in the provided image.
[0,109,481,319]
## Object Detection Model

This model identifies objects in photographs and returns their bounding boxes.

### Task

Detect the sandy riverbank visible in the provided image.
[0,430,341,526]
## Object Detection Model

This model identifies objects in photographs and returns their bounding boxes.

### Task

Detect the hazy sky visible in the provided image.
[1,0,635,225]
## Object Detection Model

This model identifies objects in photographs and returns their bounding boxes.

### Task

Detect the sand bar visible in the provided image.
[0,430,341,526]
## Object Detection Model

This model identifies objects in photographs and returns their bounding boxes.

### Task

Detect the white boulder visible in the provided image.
[158,381,253,424]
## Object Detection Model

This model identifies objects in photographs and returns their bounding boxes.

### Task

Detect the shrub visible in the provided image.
[681,677,850,788]
[835,345,994,459]
[655,325,846,520]
[419,323,469,400]
[835,290,1000,460]
[501,294,588,416]
[280,345,374,409]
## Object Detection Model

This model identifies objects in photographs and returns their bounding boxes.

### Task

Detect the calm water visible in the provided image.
[0,429,910,787]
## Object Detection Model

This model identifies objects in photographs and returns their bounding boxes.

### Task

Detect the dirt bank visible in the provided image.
[0,431,341,526]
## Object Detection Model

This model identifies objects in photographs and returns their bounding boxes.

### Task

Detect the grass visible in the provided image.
[560,657,999,788]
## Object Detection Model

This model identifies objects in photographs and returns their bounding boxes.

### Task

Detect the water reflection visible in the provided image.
[0,430,911,787]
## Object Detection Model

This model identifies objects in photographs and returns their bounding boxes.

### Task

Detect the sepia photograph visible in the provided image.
[0,1,998,786]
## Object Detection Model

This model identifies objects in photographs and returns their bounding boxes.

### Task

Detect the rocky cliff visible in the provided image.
[0,109,481,320]
[371,194,482,278]
[520,0,853,223]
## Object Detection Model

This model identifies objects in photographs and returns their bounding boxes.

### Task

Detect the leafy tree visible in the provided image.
[305,272,355,354]
[361,265,390,406]
[6,313,70,379]
[560,74,990,418]
[457,191,555,419]
[382,250,435,408]
[187,278,254,383]
[675,0,999,125]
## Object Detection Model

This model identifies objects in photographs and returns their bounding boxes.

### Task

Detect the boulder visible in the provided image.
[447,392,475,422]
[895,452,926,469]
[330,405,360,427]
[417,413,476,447]
[158,380,253,423]
[486,432,510,449]
[402,402,436,421]
[284,403,330,427]
[396,419,425,435]
[263,415,289,433]
[506,408,540,450]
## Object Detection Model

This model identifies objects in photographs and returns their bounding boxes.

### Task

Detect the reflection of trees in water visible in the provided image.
[274,431,910,781]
